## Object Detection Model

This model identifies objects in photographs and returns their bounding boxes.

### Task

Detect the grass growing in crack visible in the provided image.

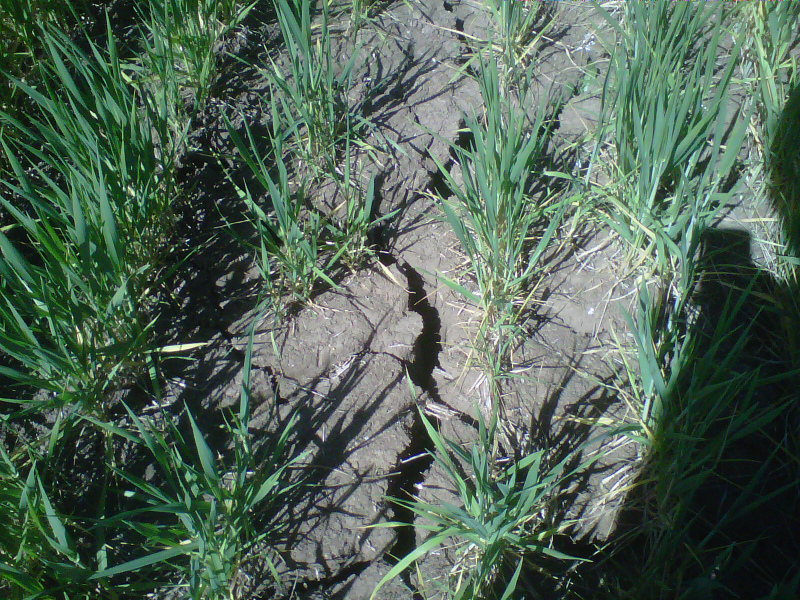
[429,51,566,409]
[0,22,177,414]
[594,0,748,272]
[268,0,360,172]
[373,400,595,600]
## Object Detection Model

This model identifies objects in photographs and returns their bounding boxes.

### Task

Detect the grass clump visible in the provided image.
[226,0,391,313]
[99,327,303,599]
[479,0,555,83]
[226,111,392,314]
[326,144,390,270]
[225,113,340,311]
[430,51,566,407]
[374,400,594,600]
[0,23,177,413]
[138,0,256,113]
[268,0,360,172]
[595,1,745,270]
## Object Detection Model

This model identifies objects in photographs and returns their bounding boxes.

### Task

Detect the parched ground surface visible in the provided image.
[143,1,784,597]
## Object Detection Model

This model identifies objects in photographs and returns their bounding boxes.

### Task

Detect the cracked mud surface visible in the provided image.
[155,2,636,596]
[2,0,796,598]
[147,1,763,597]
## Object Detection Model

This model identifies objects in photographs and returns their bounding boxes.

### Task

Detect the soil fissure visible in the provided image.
[378,254,441,594]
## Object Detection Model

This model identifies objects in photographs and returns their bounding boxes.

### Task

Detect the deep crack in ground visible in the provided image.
[378,252,441,596]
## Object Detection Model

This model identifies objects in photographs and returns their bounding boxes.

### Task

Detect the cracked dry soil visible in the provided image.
[155,1,643,597]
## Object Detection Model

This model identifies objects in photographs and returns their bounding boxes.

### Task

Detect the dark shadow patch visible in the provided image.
[595,226,800,598]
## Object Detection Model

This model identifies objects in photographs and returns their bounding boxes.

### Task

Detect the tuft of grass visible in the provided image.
[594,1,745,269]
[138,0,256,112]
[479,0,555,84]
[89,319,304,599]
[224,111,339,313]
[373,401,595,600]
[225,76,391,312]
[0,21,177,414]
[324,128,398,270]
[430,51,567,410]
[268,0,360,172]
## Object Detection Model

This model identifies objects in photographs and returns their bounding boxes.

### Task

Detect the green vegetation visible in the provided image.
[429,51,567,412]
[0,0,87,119]
[584,3,800,598]
[225,112,338,310]
[268,0,359,171]
[595,1,744,268]
[0,0,798,598]
[375,401,595,600]
[480,0,554,81]
[0,22,175,412]
[139,0,256,111]
[96,323,302,599]
[0,1,300,596]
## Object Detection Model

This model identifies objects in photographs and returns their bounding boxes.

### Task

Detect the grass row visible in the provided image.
[0,0,400,595]
[0,1,297,598]
[0,0,798,598]
[379,2,800,598]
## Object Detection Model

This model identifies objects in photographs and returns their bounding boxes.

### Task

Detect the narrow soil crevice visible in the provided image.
[426,154,454,200]
[453,121,476,155]
[376,251,442,595]
[399,261,442,395]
